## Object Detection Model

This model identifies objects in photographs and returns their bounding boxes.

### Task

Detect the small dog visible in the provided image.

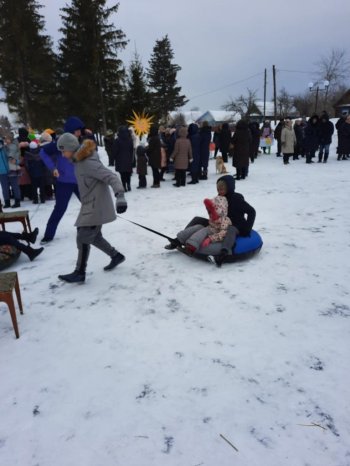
[216,155,228,174]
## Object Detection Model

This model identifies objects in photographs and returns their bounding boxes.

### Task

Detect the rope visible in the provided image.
[117,216,173,242]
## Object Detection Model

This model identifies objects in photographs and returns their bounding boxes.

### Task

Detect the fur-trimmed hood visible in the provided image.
[75,139,97,162]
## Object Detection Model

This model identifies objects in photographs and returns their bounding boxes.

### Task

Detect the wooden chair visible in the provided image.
[0,211,32,234]
[0,272,24,339]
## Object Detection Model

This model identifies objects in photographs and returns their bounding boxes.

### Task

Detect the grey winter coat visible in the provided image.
[74,140,124,228]
[281,126,297,154]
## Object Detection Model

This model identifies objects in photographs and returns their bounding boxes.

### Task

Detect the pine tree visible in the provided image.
[121,52,150,120]
[147,35,187,121]
[0,0,58,127]
[59,0,127,132]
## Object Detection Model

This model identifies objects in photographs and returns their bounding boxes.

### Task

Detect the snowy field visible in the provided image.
[0,139,350,466]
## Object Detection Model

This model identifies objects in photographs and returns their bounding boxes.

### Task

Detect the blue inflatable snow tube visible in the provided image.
[231,230,263,261]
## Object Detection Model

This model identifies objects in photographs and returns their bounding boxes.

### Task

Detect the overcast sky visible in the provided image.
[38,0,350,110]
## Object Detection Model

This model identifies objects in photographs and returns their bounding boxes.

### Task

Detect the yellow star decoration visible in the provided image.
[127,111,154,137]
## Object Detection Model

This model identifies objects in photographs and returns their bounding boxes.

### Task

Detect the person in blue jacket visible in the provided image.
[40,123,81,244]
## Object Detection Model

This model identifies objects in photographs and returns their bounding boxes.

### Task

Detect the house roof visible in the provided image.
[168,111,203,124]
[334,89,350,107]
[196,110,240,123]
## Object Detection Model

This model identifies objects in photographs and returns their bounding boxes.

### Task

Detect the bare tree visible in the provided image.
[168,112,187,126]
[277,87,295,117]
[293,92,315,117]
[315,48,350,89]
[223,88,260,118]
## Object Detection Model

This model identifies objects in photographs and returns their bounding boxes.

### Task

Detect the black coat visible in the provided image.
[274,121,284,141]
[113,127,134,173]
[232,121,251,168]
[218,124,231,152]
[219,175,256,236]
[199,126,212,163]
[304,117,320,152]
[147,135,162,169]
[104,135,114,156]
[318,119,334,145]
[294,124,305,144]
[338,122,350,155]
[188,124,200,161]
[136,146,148,176]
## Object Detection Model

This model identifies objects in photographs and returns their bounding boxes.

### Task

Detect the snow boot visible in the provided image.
[11,200,21,208]
[58,271,85,284]
[164,238,181,250]
[104,252,125,271]
[23,246,44,262]
[3,200,11,209]
[22,227,39,244]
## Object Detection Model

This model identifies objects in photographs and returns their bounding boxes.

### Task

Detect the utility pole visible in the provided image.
[273,65,277,125]
[263,68,267,120]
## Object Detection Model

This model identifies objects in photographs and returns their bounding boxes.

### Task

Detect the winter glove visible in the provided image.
[201,237,211,249]
[116,193,127,214]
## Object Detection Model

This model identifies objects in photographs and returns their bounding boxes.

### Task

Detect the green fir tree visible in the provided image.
[0,0,58,127]
[147,35,187,122]
[59,0,127,131]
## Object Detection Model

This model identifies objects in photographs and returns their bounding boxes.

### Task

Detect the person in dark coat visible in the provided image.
[164,175,256,267]
[231,120,251,180]
[24,141,46,204]
[274,119,285,157]
[0,228,43,261]
[318,113,334,163]
[16,127,31,201]
[213,126,221,158]
[294,119,306,158]
[188,123,201,184]
[248,121,260,162]
[147,125,162,188]
[336,112,349,160]
[199,121,212,180]
[136,145,148,189]
[218,123,231,163]
[304,115,320,163]
[338,114,350,160]
[113,126,134,192]
[104,130,115,166]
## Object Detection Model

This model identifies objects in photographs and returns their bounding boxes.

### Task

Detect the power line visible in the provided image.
[278,69,314,75]
[188,72,264,101]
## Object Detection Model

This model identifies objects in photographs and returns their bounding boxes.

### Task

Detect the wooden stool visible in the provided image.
[0,211,32,234]
[0,272,24,339]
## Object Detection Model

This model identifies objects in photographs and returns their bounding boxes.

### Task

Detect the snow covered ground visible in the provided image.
[1,140,350,466]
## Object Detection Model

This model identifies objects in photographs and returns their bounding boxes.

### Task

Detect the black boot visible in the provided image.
[11,200,21,208]
[23,246,44,262]
[58,271,86,284]
[164,238,181,250]
[22,227,39,244]
[4,200,11,209]
[104,252,125,271]
[59,244,89,283]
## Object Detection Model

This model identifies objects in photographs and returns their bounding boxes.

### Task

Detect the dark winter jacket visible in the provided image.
[17,127,30,157]
[188,124,200,160]
[335,116,347,132]
[318,116,334,145]
[304,116,320,152]
[274,121,285,141]
[218,175,256,236]
[199,124,212,164]
[113,126,134,173]
[294,123,305,144]
[136,146,148,176]
[104,135,114,156]
[231,120,252,168]
[25,147,46,178]
[218,123,231,153]
[338,121,350,155]
[147,126,162,169]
